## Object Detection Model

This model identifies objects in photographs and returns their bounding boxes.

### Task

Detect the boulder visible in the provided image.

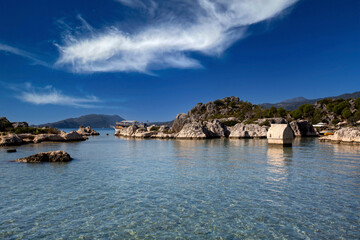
[172,113,191,133]
[205,120,228,137]
[114,125,138,137]
[61,131,87,141]
[33,134,65,143]
[18,133,36,143]
[176,122,209,139]
[33,131,86,143]
[6,149,17,153]
[319,127,360,143]
[229,123,268,138]
[134,128,156,138]
[153,132,176,139]
[0,133,23,146]
[77,126,100,136]
[159,125,170,132]
[16,150,72,163]
[290,120,318,137]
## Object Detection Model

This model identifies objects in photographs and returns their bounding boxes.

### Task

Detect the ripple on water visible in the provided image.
[1,131,360,239]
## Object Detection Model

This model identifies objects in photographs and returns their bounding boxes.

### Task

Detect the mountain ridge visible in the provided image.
[262,91,360,110]
[36,114,124,128]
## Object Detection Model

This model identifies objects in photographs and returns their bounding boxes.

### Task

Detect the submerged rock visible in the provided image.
[77,126,100,136]
[6,149,17,153]
[16,150,72,163]
[0,133,23,146]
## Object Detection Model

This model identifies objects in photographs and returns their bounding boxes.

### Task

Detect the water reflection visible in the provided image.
[266,146,293,182]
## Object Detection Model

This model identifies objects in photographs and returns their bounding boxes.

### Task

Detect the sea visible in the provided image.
[0,129,359,239]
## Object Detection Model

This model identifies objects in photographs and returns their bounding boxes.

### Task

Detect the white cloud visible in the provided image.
[56,0,298,73]
[0,43,50,67]
[3,82,102,108]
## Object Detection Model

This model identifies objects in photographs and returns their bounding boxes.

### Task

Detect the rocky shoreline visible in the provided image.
[115,116,318,140]
[0,126,99,147]
[319,127,360,144]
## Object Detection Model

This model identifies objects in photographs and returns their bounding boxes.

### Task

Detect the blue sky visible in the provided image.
[0,0,359,124]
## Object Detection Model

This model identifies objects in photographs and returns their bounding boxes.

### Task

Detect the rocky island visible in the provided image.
[115,96,360,143]
[0,117,99,147]
[115,97,319,139]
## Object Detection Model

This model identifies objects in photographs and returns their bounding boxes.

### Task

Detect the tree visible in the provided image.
[290,109,302,120]
[277,107,287,118]
[341,108,352,119]
[355,97,360,110]
[267,106,277,117]
[302,104,315,117]
[333,101,350,115]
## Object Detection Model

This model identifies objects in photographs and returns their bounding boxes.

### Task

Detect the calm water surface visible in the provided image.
[1,129,359,239]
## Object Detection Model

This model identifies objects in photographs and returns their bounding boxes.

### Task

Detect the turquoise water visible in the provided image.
[1,129,359,239]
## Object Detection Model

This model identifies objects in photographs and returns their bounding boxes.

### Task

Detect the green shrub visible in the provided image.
[333,101,350,115]
[290,109,302,120]
[150,126,160,131]
[355,98,360,110]
[277,107,287,118]
[214,99,224,106]
[267,106,277,117]
[259,120,270,127]
[341,108,352,119]
[10,127,59,135]
[332,119,340,125]
[222,120,239,127]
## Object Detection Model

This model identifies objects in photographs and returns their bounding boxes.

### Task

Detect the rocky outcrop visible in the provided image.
[33,131,86,143]
[176,122,209,139]
[33,134,64,143]
[77,126,100,136]
[172,113,191,133]
[205,120,229,137]
[319,127,360,144]
[229,123,268,138]
[61,131,87,141]
[114,125,138,137]
[15,150,72,163]
[0,133,23,146]
[12,122,29,128]
[290,120,318,137]
[0,117,12,132]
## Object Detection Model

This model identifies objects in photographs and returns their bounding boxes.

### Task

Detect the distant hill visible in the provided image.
[37,114,124,128]
[262,91,360,110]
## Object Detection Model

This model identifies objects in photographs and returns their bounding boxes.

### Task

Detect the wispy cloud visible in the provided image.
[2,82,102,108]
[56,0,298,73]
[0,43,51,67]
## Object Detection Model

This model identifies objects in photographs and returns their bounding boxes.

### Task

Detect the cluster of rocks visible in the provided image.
[0,126,98,147]
[76,126,100,136]
[15,150,72,163]
[319,127,360,144]
[115,115,318,140]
